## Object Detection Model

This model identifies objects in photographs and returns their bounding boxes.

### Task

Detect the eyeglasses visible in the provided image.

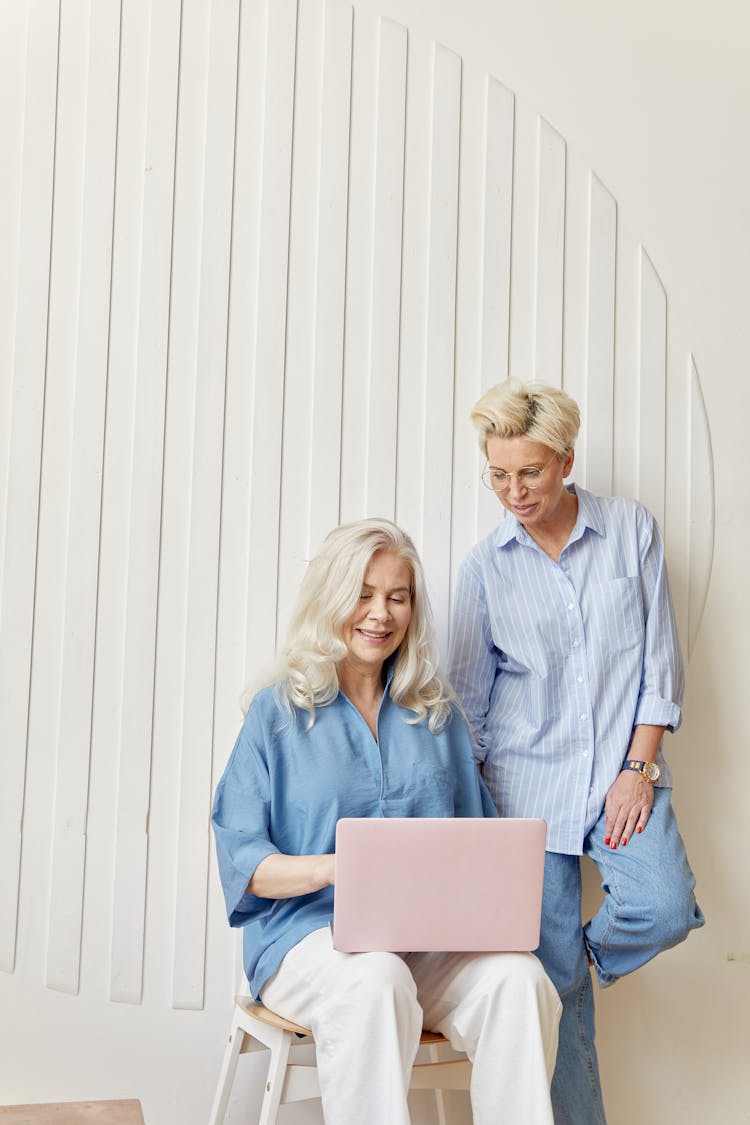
[481,452,559,492]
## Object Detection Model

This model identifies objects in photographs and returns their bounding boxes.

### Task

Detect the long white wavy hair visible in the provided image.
[245,518,454,732]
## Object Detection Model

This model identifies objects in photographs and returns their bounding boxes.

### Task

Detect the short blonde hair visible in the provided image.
[471,378,580,457]
[248,519,453,732]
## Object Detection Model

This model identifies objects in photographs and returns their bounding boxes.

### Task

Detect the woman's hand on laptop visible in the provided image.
[247,853,335,899]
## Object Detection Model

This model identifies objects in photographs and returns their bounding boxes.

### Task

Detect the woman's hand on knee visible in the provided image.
[603,772,654,849]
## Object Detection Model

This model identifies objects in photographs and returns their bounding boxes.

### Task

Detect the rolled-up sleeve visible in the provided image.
[633,511,684,732]
[211,712,281,927]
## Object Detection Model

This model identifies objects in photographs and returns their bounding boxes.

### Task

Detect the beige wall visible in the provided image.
[1,0,747,1121]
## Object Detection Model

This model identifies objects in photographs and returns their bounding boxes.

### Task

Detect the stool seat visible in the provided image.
[209,996,471,1125]
[238,996,450,1045]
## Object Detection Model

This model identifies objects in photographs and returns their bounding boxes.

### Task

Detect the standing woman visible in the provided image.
[212,518,560,1125]
[449,380,704,1125]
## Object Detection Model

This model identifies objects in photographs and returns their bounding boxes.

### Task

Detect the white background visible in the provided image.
[1,0,748,1122]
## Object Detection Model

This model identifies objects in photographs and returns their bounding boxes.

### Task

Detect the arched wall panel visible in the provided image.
[0,0,717,1006]
[1,1,721,1121]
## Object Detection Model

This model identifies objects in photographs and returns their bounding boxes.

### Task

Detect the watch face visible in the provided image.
[642,761,660,782]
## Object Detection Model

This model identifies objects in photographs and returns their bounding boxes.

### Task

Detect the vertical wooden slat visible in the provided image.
[584,173,617,497]
[480,77,514,387]
[0,6,26,566]
[687,355,715,659]
[151,0,213,1007]
[449,71,515,602]
[420,44,461,649]
[243,0,298,688]
[170,0,240,1012]
[637,247,667,528]
[106,0,181,1004]
[533,116,566,386]
[0,0,60,974]
[306,0,353,552]
[363,17,407,522]
[472,74,515,547]
[210,0,269,994]
[44,0,120,994]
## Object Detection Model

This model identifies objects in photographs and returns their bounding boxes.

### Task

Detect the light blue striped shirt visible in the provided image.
[449,485,684,855]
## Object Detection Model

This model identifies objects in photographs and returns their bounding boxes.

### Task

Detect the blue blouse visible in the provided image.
[212,675,497,998]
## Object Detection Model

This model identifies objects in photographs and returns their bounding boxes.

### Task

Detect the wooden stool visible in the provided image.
[208,997,471,1125]
[0,1102,144,1124]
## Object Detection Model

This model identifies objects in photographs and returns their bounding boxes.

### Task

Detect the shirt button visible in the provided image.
[567,603,575,610]
[577,676,584,684]
[580,713,588,721]
[573,640,580,648]
[582,750,589,757]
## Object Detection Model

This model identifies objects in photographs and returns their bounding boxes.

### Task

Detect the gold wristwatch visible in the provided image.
[621,759,660,783]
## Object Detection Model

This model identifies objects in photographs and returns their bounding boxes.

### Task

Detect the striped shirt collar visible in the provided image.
[494,483,607,550]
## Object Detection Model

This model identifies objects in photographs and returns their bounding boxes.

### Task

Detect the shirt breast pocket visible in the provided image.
[590,577,644,653]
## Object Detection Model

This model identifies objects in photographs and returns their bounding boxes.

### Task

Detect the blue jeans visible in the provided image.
[535,788,704,1125]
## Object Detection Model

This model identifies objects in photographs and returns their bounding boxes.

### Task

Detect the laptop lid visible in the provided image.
[332,817,546,954]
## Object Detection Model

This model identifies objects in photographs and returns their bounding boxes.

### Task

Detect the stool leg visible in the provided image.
[428,1042,449,1125]
[208,1022,245,1125]
[258,1027,294,1125]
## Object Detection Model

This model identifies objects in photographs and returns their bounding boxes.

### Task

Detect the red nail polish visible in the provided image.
[604,836,610,845]
[637,826,643,834]
[621,837,628,846]
[611,841,617,850]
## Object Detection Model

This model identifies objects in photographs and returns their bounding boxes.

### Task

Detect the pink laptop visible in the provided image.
[333,817,546,953]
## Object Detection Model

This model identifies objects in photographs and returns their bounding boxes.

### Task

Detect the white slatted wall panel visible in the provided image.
[0,0,60,975]
[584,175,617,498]
[305,1,352,555]
[419,44,461,650]
[363,18,407,522]
[44,0,119,995]
[244,0,297,686]
[637,248,668,530]
[108,0,181,1006]
[533,118,566,388]
[687,356,715,659]
[169,0,241,1012]
[2,0,715,1052]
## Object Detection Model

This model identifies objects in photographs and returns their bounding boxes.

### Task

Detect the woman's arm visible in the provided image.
[248,853,335,899]
[634,513,684,730]
[604,724,666,849]
[604,513,684,850]
[449,560,498,765]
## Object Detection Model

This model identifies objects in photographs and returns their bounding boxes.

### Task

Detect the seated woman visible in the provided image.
[212,517,560,1125]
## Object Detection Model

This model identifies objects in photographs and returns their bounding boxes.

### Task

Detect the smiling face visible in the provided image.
[340,550,413,680]
[485,434,575,533]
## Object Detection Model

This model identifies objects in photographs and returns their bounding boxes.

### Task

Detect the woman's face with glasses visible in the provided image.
[484,435,574,531]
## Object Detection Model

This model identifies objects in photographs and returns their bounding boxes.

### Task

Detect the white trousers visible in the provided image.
[261,926,560,1125]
